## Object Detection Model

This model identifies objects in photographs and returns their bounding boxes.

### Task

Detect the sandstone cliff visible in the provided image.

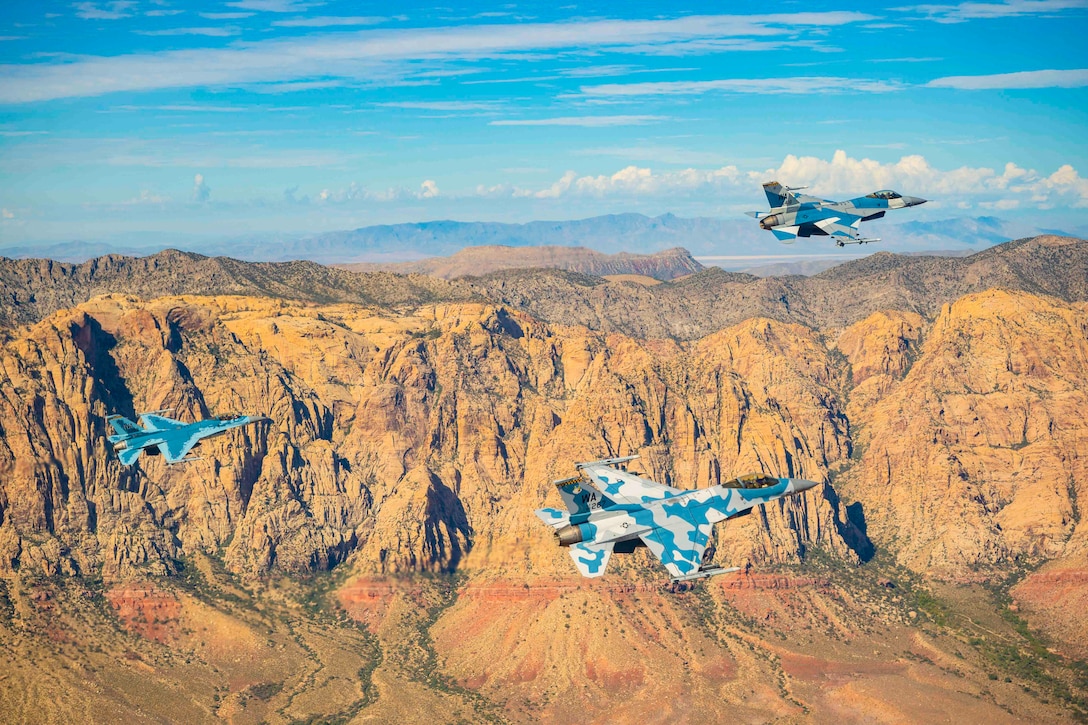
[836,289,1088,581]
[3,279,1088,723]
[0,294,860,583]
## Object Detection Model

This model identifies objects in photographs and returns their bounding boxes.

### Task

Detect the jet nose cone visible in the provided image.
[790,478,820,493]
[904,196,927,207]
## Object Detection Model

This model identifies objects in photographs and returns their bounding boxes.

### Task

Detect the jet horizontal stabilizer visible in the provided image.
[576,454,639,469]
[671,566,741,584]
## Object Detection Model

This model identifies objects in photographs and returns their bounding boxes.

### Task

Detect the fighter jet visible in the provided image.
[747,181,926,246]
[106,410,269,465]
[535,455,819,583]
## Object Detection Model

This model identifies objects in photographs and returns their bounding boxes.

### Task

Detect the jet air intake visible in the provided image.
[556,524,589,547]
[759,214,781,230]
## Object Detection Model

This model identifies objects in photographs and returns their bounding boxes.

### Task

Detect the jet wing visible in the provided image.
[579,463,682,505]
[138,413,184,431]
[158,429,203,463]
[813,213,862,241]
[640,520,714,579]
[568,541,614,578]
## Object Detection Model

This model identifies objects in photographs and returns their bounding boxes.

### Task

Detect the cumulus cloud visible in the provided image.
[192,173,210,202]
[312,179,442,204]
[507,150,1088,210]
[223,152,1088,214]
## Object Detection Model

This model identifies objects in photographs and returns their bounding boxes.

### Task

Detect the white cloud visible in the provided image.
[979,198,1021,210]
[927,68,1088,89]
[199,12,254,19]
[1040,164,1088,207]
[226,0,321,12]
[2,208,14,219]
[490,115,669,127]
[192,174,210,202]
[896,0,1088,23]
[0,12,877,103]
[577,76,905,98]
[272,16,387,27]
[73,1,136,20]
[123,189,170,205]
[530,164,743,198]
[314,179,442,204]
[136,26,241,37]
[377,101,501,111]
[507,150,1088,209]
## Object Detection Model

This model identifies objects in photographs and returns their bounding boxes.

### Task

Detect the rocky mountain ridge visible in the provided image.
[2,235,1088,723]
[3,235,1086,337]
[336,245,703,281]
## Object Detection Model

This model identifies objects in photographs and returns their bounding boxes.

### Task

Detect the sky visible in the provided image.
[1,0,1087,247]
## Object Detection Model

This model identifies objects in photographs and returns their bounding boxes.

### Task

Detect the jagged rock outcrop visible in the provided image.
[837,289,1088,580]
[2,277,1087,593]
[0,294,861,581]
[5,235,1088,339]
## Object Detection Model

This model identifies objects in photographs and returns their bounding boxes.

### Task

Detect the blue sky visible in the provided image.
[1,0,1086,246]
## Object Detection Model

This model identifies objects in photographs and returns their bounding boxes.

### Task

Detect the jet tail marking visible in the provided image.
[107,415,141,439]
[554,479,617,515]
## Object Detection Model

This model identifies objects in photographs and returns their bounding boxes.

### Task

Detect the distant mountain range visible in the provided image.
[3,234,1086,337]
[337,245,703,281]
[3,213,1083,265]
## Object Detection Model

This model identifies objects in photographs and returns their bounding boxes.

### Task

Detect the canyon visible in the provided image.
[1,236,1087,723]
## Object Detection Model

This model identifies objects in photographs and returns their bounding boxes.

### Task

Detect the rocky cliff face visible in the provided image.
[0,294,861,582]
[3,273,1088,722]
[836,289,1088,580]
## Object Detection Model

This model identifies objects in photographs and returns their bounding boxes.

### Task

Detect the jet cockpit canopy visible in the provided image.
[866,190,902,200]
[722,473,780,489]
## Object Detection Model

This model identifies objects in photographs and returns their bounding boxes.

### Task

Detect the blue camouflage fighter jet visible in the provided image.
[536,456,818,583]
[747,181,926,246]
[107,410,269,465]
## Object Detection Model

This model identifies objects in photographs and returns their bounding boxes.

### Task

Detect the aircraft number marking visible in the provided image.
[577,492,603,511]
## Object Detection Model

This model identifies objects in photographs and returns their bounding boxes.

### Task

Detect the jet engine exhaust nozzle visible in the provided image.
[759,214,781,230]
[556,524,586,547]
